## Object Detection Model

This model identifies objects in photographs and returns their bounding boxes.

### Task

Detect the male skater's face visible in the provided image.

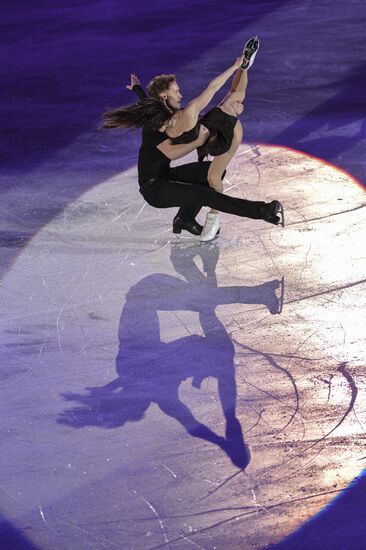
[160,80,182,111]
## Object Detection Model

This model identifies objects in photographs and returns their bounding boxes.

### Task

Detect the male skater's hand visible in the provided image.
[231,100,244,116]
[126,74,141,90]
[196,124,209,146]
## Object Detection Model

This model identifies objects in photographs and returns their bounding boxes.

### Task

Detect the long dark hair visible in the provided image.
[102,98,173,131]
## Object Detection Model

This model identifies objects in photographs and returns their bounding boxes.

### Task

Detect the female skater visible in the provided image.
[168,37,261,240]
[102,44,284,238]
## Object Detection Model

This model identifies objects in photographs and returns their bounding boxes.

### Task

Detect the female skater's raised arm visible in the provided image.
[176,55,244,132]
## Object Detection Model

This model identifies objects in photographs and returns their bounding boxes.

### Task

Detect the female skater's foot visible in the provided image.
[200,212,221,241]
[261,200,285,227]
[173,215,203,235]
[241,36,260,70]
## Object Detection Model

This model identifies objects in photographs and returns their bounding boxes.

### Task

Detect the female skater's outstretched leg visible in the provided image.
[200,68,248,241]
[207,66,248,196]
[201,38,259,241]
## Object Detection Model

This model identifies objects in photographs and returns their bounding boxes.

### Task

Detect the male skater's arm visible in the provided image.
[126,74,147,100]
[157,125,209,160]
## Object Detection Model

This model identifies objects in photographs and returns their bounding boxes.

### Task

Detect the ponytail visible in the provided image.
[102,98,172,131]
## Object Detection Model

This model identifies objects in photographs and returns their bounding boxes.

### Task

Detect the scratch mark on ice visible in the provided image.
[179,534,206,549]
[162,463,177,478]
[251,489,272,515]
[138,493,170,544]
[39,505,58,535]
[127,202,147,229]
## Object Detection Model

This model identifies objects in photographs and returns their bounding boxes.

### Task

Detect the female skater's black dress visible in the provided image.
[171,107,237,161]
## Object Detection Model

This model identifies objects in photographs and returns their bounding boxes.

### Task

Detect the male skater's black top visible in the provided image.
[138,126,171,186]
[134,84,201,187]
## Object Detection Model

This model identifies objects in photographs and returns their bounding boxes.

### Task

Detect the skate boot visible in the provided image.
[173,215,203,235]
[241,36,260,70]
[260,200,285,227]
[200,212,221,241]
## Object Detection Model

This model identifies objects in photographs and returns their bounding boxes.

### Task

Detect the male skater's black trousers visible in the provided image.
[140,161,265,220]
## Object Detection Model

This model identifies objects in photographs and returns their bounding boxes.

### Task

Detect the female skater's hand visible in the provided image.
[196,124,209,146]
[126,74,141,90]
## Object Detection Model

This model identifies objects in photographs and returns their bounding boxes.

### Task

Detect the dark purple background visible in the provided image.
[2,0,365,177]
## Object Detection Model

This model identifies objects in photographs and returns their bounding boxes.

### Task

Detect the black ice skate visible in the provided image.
[173,215,203,235]
[261,200,285,228]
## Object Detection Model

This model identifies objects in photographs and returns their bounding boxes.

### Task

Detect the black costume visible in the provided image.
[137,125,212,226]
[132,84,278,226]
[133,84,217,227]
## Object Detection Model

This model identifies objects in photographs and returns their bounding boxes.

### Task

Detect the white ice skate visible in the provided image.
[241,36,260,70]
[200,212,221,242]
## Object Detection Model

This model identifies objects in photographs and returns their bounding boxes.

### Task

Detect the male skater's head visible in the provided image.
[147,74,182,111]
